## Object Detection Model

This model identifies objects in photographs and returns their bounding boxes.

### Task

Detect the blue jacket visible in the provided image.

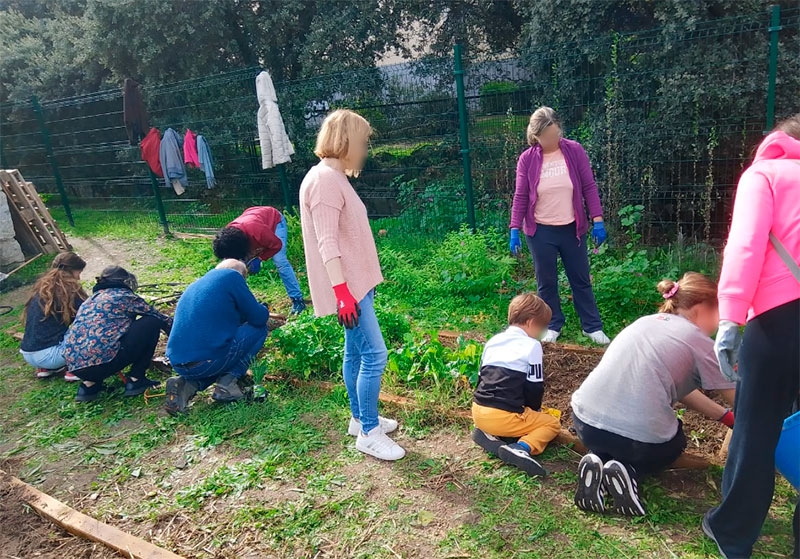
[166,269,269,365]
[159,128,188,189]
[197,135,216,189]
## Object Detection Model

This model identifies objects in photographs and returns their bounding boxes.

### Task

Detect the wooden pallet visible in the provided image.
[0,169,71,255]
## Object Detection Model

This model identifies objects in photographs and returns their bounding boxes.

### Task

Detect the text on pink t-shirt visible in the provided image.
[534,150,575,226]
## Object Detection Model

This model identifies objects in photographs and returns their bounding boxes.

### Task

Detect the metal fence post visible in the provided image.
[454,43,477,231]
[765,4,781,132]
[278,163,292,210]
[147,169,171,235]
[30,96,74,226]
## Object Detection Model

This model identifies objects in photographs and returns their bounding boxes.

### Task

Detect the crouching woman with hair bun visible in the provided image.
[570,273,736,517]
[65,266,172,403]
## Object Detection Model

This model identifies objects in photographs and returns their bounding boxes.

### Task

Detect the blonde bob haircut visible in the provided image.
[526,106,562,146]
[314,109,373,177]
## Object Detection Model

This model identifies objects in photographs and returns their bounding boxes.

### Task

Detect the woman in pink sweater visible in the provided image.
[703,114,800,559]
[299,110,405,461]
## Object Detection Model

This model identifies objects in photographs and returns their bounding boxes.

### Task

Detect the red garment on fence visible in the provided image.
[140,128,163,177]
[184,129,200,168]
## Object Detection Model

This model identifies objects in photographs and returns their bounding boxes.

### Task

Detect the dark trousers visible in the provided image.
[573,414,687,477]
[525,223,603,333]
[707,299,800,558]
[173,323,268,391]
[73,315,164,383]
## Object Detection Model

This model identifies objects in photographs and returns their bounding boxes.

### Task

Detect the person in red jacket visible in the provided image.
[213,206,306,315]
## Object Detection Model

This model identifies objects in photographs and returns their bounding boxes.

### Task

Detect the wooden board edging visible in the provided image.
[2,471,184,559]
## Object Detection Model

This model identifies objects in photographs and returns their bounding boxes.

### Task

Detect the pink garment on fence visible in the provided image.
[184,129,200,168]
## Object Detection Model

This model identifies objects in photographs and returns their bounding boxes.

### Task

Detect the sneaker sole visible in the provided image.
[471,428,504,456]
[497,446,548,477]
[75,392,100,403]
[603,461,646,516]
[575,454,605,513]
[165,377,194,415]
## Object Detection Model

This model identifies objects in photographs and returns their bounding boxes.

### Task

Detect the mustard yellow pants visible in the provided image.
[472,403,561,455]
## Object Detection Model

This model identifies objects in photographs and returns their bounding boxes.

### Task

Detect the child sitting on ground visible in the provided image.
[471,292,561,476]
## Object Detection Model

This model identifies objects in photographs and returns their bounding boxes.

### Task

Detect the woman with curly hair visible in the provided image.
[20,252,87,381]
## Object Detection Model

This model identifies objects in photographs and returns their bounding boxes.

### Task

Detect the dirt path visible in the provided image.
[69,235,164,280]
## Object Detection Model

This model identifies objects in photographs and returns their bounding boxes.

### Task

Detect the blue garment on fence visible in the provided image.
[197,134,216,189]
[159,128,188,191]
[166,269,269,366]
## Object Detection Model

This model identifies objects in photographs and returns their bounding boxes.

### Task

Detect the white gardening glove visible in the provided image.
[715,320,743,382]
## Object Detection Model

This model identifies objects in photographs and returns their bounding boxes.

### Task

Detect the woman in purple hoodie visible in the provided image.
[509,106,610,345]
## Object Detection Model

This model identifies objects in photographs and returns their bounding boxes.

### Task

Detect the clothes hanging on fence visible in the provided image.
[196,135,216,189]
[123,78,150,146]
[256,70,294,169]
[139,128,164,177]
[184,129,200,168]
[159,128,187,195]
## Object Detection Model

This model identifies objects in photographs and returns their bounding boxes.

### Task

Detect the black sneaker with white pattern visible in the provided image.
[602,460,646,516]
[575,453,606,513]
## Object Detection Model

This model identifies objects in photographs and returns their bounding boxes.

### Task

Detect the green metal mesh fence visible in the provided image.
[0,7,798,243]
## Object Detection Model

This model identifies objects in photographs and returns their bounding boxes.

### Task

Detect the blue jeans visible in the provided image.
[173,323,268,390]
[525,223,603,333]
[706,299,800,558]
[343,290,387,433]
[273,216,303,300]
[20,340,67,370]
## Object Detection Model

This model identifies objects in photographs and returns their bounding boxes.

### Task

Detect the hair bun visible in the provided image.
[657,279,676,296]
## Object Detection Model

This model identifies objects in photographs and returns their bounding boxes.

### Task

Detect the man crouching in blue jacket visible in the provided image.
[164,259,269,415]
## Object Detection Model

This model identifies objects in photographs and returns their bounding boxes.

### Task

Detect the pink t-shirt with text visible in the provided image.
[534,150,575,226]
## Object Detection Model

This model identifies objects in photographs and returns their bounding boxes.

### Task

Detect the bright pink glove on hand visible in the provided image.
[333,283,361,329]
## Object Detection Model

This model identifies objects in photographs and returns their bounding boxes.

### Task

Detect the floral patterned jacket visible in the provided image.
[64,288,171,371]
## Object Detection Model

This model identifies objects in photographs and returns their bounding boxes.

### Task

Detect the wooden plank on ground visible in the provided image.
[2,470,185,559]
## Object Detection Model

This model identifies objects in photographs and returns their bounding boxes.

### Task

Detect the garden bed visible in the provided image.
[439,332,729,464]
[542,343,729,463]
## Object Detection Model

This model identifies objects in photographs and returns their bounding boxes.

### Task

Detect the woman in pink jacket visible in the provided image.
[509,107,610,345]
[703,114,800,559]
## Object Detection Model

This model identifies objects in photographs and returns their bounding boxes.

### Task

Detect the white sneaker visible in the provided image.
[347,416,398,437]
[542,329,560,343]
[356,426,406,461]
[583,330,611,345]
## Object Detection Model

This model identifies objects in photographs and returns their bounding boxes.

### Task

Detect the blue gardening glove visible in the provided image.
[247,257,262,275]
[715,320,742,382]
[591,221,607,246]
[510,228,522,256]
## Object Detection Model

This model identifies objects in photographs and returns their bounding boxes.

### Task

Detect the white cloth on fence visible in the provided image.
[256,70,294,169]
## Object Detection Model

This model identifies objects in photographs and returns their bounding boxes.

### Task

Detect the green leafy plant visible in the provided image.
[265,313,344,379]
[386,332,482,392]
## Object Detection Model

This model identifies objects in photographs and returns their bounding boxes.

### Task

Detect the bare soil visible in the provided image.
[541,344,729,461]
[0,478,119,559]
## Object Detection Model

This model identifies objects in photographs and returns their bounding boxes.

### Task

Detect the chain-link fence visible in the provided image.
[1,6,798,243]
